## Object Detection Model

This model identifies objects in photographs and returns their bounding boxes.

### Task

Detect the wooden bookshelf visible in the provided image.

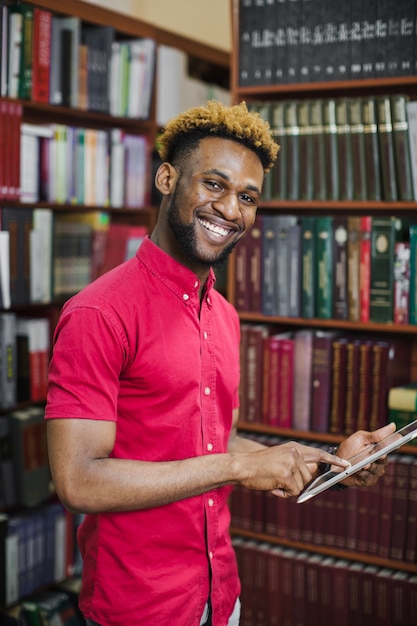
[228,0,417,594]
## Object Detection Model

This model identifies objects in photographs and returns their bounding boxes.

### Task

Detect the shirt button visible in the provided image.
[204,387,211,395]
[209,551,213,560]
[207,297,211,305]
[208,498,214,507]
[207,443,213,451]
[203,331,208,340]
[183,294,189,301]
[194,280,199,289]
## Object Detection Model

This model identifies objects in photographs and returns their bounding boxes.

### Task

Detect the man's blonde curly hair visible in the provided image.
[158,100,279,173]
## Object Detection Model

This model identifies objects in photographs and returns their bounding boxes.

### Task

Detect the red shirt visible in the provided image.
[45,237,241,626]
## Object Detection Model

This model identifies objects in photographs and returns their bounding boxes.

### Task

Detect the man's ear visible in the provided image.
[155,162,178,195]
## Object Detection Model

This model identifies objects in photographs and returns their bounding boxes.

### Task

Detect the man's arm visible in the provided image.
[46,412,347,514]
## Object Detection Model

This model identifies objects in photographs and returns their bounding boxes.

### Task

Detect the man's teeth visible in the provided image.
[199,218,230,237]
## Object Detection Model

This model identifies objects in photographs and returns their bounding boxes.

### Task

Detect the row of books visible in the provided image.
[240,325,412,434]
[0,406,50,509]
[251,95,417,203]
[235,213,417,325]
[231,439,417,562]
[0,500,83,608]
[1,2,156,117]
[1,101,152,206]
[238,0,417,86]
[233,537,417,626]
[0,314,51,409]
[0,208,149,308]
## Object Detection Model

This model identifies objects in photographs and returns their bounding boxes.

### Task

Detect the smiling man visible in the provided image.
[45,101,393,626]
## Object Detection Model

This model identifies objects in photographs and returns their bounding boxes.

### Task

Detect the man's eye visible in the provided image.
[240,194,254,204]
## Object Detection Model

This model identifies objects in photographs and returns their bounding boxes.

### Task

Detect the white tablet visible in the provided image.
[297,420,417,504]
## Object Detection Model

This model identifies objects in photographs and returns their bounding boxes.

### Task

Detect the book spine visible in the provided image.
[297,100,314,200]
[393,241,410,324]
[406,100,417,200]
[31,8,52,103]
[349,97,368,200]
[335,98,353,200]
[284,102,300,200]
[391,94,414,201]
[322,99,339,200]
[347,216,361,322]
[359,216,372,322]
[315,216,333,319]
[270,101,287,200]
[332,216,348,320]
[377,96,398,201]
[300,216,316,318]
[369,216,395,323]
[362,97,382,200]
[410,225,417,324]
[310,100,327,201]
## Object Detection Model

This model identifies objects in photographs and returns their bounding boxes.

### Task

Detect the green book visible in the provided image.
[369,216,396,323]
[300,216,316,318]
[18,3,34,100]
[315,215,334,319]
[270,101,287,200]
[377,96,398,201]
[322,99,339,200]
[410,225,417,324]
[391,95,414,201]
[388,408,417,446]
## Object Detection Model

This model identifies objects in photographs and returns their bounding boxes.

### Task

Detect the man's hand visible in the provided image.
[235,441,350,498]
[335,422,396,487]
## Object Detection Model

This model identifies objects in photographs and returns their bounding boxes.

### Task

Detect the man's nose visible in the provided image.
[212,193,240,219]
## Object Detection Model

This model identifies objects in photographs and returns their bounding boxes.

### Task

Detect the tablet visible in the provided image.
[297,420,417,504]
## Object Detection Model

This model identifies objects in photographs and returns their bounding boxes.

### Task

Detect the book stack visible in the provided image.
[0,500,79,608]
[233,537,417,625]
[237,0,417,86]
[0,4,157,119]
[250,94,415,203]
[239,324,412,435]
[234,213,417,325]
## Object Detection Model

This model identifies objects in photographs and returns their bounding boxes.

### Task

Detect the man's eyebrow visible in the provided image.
[202,168,261,194]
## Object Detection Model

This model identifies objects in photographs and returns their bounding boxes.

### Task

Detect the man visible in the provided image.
[45,101,393,626]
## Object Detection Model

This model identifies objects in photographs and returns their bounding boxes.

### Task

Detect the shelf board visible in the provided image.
[236,312,417,335]
[258,200,417,213]
[230,528,417,574]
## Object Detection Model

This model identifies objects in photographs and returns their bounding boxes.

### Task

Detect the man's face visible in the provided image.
[166,137,264,268]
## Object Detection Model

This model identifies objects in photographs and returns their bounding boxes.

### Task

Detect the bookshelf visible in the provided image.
[0,0,229,617]
[229,0,417,622]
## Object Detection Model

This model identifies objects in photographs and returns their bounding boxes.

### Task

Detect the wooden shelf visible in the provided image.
[230,528,417,574]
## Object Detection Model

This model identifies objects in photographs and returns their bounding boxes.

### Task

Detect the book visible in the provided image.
[101,223,148,275]
[297,100,314,200]
[369,216,396,323]
[0,417,17,509]
[406,100,417,200]
[261,215,278,316]
[83,24,115,113]
[292,329,314,432]
[391,94,414,201]
[284,102,300,200]
[329,337,348,435]
[369,338,411,430]
[388,382,417,412]
[362,96,382,200]
[270,101,287,200]
[393,241,411,324]
[246,214,263,313]
[356,340,373,431]
[30,208,54,304]
[335,98,353,200]
[310,330,339,433]
[346,216,361,322]
[244,324,269,423]
[344,339,361,435]
[377,95,398,201]
[0,230,10,309]
[390,457,411,561]
[288,218,302,317]
[359,215,372,322]
[7,4,23,99]
[31,7,52,103]
[310,99,327,201]
[332,216,348,320]
[322,99,339,200]
[300,215,316,318]
[17,2,33,100]
[315,215,333,319]
[349,98,368,200]
[409,225,417,324]
[8,407,51,508]
[275,215,297,317]
[0,312,16,410]
[1,207,33,305]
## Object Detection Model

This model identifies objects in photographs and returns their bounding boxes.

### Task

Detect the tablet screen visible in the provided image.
[297,420,417,504]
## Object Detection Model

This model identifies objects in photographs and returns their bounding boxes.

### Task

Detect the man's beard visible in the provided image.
[166,191,238,268]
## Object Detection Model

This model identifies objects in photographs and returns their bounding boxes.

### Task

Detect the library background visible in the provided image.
[1,0,417,624]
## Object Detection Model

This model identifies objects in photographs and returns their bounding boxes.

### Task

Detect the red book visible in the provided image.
[375,568,395,626]
[310,330,339,433]
[344,338,361,435]
[238,323,251,422]
[332,559,349,626]
[0,101,5,199]
[269,332,294,429]
[31,8,52,103]
[244,324,269,423]
[369,338,412,431]
[2,100,12,199]
[405,457,417,563]
[359,215,372,322]
[101,224,148,274]
[234,236,249,311]
[292,329,314,432]
[305,554,322,626]
[377,456,397,559]
[356,339,373,431]
[262,333,280,425]
[329,337,348,435]
[390,456,411,561]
